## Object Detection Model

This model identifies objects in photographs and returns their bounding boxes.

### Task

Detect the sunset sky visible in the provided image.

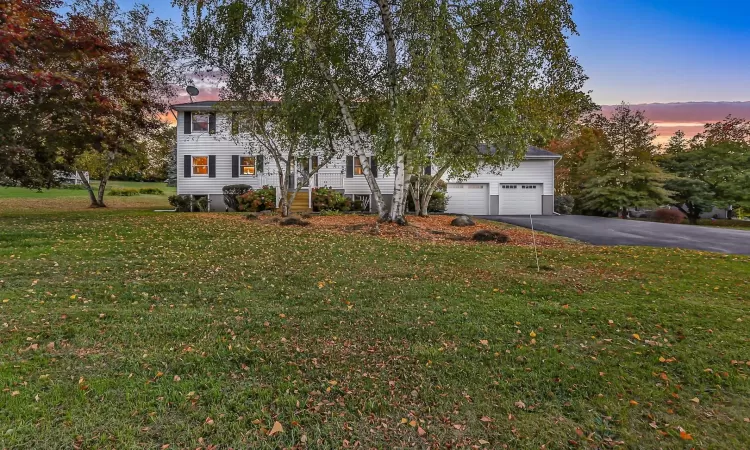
[125,0,750,142]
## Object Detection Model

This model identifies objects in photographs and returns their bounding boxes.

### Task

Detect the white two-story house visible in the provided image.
[171,101,561,215]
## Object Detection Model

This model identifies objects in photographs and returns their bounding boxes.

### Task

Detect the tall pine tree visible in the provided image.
[578,104,672,217]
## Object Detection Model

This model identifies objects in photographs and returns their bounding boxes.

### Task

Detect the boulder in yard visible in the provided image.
[472,229,510,243]
[245,213,259,220]
[280,216,310,226]
[451,215,475,227]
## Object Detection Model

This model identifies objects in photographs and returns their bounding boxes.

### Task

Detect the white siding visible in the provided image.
[176,111,556,200]
[444,159,555,196]
[177,112,275,194]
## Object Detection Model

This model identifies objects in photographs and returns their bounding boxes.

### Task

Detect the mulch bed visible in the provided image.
[237,213,569,249]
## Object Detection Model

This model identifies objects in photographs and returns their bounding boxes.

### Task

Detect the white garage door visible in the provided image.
[498,184,542,215]
[446,183,489,215]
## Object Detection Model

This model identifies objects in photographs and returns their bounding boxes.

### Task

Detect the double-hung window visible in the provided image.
[240,156,256,175]
[192,156,209,176]
[192,114,210,133]
[353,157,363,175]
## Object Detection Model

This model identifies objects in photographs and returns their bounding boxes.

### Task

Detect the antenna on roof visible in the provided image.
[186,85,199,103]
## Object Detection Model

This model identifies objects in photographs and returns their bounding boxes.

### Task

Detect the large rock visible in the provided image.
[472,229,510,243]
[245,213,259,220]
[280,216,310,226]
[451,215,475,227]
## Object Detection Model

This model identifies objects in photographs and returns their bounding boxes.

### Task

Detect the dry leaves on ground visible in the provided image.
[231,213,569,249]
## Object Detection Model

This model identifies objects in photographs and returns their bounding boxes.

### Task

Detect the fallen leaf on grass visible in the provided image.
[632,333,641,341]
[690,397,700,404]
[479,339,488,346]
[679,429,693,440]
[514,400,526,409]
[479,439,490,445]
[268,421,283,436]
[417,426,426,436]
[480,416,493,422]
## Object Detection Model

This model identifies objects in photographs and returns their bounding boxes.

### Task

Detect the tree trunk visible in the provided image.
[94,150,116,207]
[389,154,408,224]
[77,170,99,207]
[620,206,628,219]
[409,179,420,215]
[377,0,407,225]
[679,204,698,225]
[305,37,388,220]
[418,165,449,217]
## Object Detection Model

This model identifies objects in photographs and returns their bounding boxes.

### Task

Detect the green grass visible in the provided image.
[0,201,749,448]
[0,181,174,199]
[696,218,750,229]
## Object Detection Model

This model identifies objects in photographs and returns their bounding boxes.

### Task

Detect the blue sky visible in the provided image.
[120,0,750,106]
[569,0,750,104]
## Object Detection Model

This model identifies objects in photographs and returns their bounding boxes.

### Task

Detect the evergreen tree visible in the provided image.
[578,104,672,217]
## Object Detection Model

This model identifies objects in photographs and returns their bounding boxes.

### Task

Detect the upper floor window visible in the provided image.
[192,156,209,176]
[192,114,210,133]
[240,156,256,175]
[353,157,363,175]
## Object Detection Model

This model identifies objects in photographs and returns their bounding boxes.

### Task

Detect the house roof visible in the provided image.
[170,100,219,111]
[478,144,561,159]
[525,145,561,159]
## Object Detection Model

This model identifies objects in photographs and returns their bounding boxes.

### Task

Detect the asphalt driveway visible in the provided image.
[484,215,750,255]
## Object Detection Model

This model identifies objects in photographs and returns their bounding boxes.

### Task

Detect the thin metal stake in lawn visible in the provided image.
[530,214,540,272]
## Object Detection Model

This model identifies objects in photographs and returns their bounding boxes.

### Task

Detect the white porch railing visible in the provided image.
[316,172,344,189]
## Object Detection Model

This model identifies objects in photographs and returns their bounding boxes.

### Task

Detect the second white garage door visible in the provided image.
[498,184,542,215]
[446,183,489,215]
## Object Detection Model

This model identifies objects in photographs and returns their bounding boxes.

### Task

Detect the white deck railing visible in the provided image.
[317,172,344,189]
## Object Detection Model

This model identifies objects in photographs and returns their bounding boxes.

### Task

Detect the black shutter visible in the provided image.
[256,155,264,173]
[346,156,353,178]
[424,162,432,175]
[184,155,191,178]
[208,155,216,178]
[209,113,216,134]
[370,156,378,178]
[184,112,191,134]
[231,155,239,178]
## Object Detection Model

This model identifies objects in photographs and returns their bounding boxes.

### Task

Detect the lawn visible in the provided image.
[1,197,749,448]
[695,218,750,229]
[0,181,174,199]
[0,181,174,215]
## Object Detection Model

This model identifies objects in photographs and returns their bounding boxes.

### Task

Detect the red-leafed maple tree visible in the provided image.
[1,0,165,206]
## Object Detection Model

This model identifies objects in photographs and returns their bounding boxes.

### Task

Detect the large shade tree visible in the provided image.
[0,0,166,206]
[660,140,750,223]
[179,0,591,222]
